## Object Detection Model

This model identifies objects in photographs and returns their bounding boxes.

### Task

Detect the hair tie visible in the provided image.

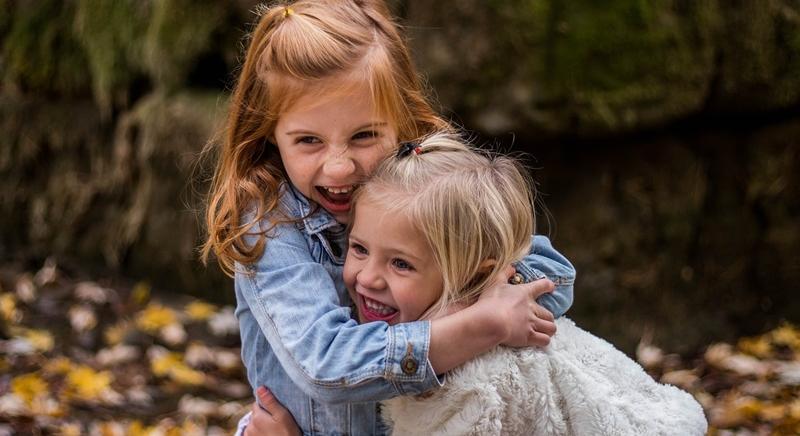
[397,141,422,158]
[283,7,294,17]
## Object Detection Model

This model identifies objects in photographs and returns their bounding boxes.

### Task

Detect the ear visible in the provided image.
[477,259,497,273]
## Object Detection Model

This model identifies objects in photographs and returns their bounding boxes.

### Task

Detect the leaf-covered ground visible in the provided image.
[1,260,798,435]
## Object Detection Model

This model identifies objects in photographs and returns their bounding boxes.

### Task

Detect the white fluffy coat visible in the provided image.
[382,318,707,435]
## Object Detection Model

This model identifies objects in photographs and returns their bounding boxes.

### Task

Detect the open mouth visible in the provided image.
[316,185,355,214]
[359,294,399,323]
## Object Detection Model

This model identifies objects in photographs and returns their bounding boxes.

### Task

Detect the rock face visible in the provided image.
[404,0,800,135]
[1,0,799,350]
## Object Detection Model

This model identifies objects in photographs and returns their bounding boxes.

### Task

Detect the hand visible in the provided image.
[477,266,556,347]
[244,386,301,436]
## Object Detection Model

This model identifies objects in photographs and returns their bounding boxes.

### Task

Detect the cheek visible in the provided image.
[342,254,360,288]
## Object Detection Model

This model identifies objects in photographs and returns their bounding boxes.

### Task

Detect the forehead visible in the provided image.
[270,67,402,132]
[283,79,376,119]
[352,200,428,253]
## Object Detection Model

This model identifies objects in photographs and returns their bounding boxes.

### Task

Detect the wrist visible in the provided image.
[465,301,508,345]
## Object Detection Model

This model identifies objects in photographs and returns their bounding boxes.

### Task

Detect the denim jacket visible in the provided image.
[235,183,575,435]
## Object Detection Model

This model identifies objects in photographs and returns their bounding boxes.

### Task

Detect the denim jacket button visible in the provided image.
[401,355,418,375]
[510,273,525,284]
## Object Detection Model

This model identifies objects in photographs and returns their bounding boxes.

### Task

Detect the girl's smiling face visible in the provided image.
[343,198,444,325]
[272,76,397,224]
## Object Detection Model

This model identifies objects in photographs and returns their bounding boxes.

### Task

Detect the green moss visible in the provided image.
[476,0,715,131]
[73,0,150,112]
[143,0,225,91]
[2,0,91,95]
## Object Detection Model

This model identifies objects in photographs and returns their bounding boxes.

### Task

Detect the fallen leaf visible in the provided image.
[149,347,205,386]
[10,373,48,406]
[0,293,20,323]
[770,323,800,353]
[160,322,187,346]
[705,343,770,377]
[69,304,98,332]
[74,282,112,304]
[660,369,698,389]
[208,306,238,337]
[59,422,83,436]
[178,394,217,417]
[130,282,151,306]
[65,365,113,400]
[104,320,132,346]
[96,344,140,367]
[636,341,664,369]
[0,394,26,416]
[15,274,36,303]
[33,257,58,286]
[737,336,773,359]
[43,357,75,375]
[185,301,217,321]
[136,303,179,334]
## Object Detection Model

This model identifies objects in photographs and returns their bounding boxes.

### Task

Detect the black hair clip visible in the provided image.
[396,141,422,158]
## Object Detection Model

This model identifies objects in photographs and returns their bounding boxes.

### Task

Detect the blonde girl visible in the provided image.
[251,133,707,434]
[203,1,575,434]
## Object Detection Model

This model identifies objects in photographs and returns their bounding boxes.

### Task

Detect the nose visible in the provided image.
[322,147,356,180]
[357,260,386,291]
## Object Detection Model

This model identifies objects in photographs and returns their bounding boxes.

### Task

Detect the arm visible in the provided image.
[514,235,576,318]
[239,222,552,404]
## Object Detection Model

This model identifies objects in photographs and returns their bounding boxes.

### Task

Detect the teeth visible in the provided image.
[364,297,396,315]
[324,186,354,195]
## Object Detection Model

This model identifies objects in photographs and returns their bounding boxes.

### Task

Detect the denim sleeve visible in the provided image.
[236,221,442,404]
[512,235,576,318]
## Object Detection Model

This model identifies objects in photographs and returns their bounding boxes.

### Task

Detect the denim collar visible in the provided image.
[285,183,345,235]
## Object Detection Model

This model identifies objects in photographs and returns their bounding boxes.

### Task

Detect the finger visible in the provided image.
[256,386,275,415]
[534,319,557,337]
[528,279,555,299]
[258,386,291,421]
[529,330,552,347]
[535,306,555,322]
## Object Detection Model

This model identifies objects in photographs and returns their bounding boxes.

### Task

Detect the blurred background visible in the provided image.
[1,0,799,432]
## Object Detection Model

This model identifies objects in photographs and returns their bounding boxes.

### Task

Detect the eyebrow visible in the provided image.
[285,122,388,136]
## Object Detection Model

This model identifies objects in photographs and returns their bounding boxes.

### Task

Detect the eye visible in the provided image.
[352,130,380,141]
[391,258,414,271]
[296,136,322,145]
[349,242,368,256]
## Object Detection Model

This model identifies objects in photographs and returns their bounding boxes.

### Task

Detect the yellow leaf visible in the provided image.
[151,351,181,377]
[770,323,800,352]
[128,420,159,436]
[60,422,82,436]
[131,282,151,305]
[104,321,130,346]
[20,328,54,353]
[150,352,205,385]
[136,303,178,333]
[737,336,772,359]
[10,373,48,406]
[30,395,63,417]
[170,365,205,386]
[66,365,113,400]
[43,357,74,375]
[0,293,20,323]
[759,403,787,421]
[185,301,217,321]
[790,398,800,420]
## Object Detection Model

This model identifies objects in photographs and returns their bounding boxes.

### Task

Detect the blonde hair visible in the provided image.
[355,132,535,318]
[202,0,450,275]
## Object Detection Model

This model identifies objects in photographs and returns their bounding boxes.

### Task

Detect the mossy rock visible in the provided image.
[406,0,800,135]
[2,0,91,96]
[0,91,230,300]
